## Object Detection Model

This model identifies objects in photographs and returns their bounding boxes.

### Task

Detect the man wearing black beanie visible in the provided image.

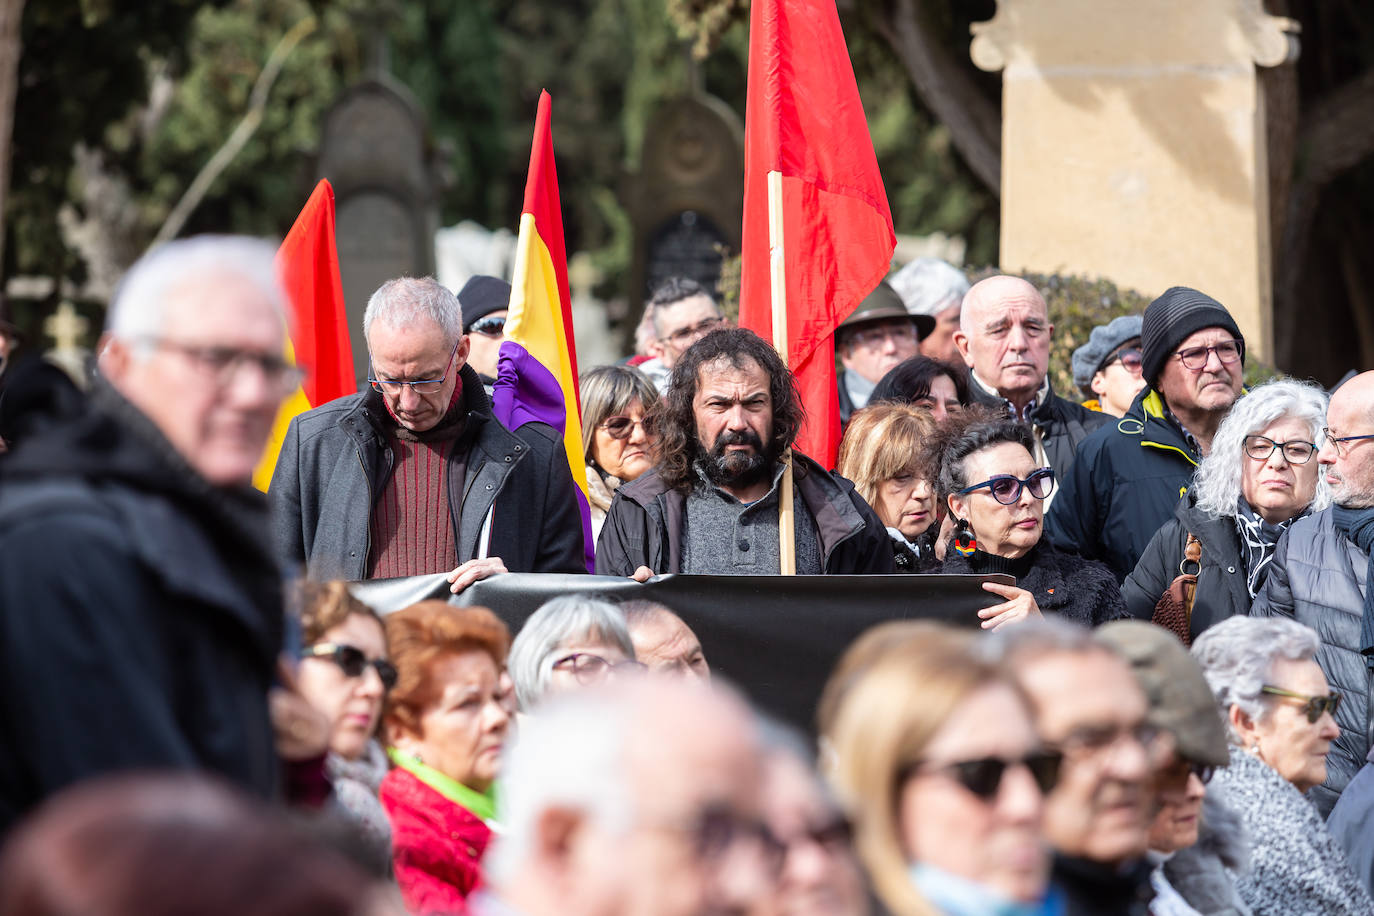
[1046,286,1245,580]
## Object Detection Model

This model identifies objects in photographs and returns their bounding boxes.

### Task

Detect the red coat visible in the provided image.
[380,766,492,915]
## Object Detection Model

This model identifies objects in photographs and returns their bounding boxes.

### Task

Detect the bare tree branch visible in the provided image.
[149,15,316,250]
[872,0,1002,196]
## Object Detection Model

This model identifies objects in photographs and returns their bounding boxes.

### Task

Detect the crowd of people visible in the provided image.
[0,234,1372,916]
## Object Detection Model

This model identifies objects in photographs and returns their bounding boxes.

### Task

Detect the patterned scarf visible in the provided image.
[1234,498,1306,599]
[1331,505,1374,668]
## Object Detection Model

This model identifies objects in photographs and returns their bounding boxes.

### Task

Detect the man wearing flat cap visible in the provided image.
[1048,287,1245,580]
[1073,315,1146,419]
[1097,621,1247,916]
[835,280,931,424]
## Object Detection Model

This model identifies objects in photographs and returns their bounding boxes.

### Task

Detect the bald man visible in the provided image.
[1254,370,1374,816]
[954,276,1109,492]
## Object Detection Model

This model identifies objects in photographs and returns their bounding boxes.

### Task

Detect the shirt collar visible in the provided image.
[970,371,1049,423]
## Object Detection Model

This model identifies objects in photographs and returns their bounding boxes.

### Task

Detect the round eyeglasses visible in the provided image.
[1243,434,1316,465]
[956,467,1055,505]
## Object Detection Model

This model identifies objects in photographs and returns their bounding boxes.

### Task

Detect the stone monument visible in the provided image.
[971,0,1299,361]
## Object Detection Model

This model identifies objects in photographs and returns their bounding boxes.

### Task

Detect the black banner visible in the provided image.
[351,573,1011,734]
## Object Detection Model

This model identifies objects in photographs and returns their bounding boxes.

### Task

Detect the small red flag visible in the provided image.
[278,178,355,406]
[739,0,896,468]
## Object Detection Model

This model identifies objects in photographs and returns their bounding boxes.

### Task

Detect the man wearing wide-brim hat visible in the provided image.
[835,280,933,424]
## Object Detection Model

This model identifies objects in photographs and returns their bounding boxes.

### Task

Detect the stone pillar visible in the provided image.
[971,0,1298,361]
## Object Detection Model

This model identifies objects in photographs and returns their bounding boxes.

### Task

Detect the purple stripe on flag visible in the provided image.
[492,341,595,572]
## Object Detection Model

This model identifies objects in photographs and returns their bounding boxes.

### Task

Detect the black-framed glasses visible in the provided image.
[300,643,398,689]
[367,338,460,395]
[1175,338,1243,370]
[956,467,1055,505]
[663,316,723,347]
[551,652,647,684]
[1260,685,1341,723]
[1156,756,1215,792]
[1107,347,1143,374]
[467,315,505,337]
[599,414,653,440]
[906,750,1063,801]
[1244,434,1317,465]
[1322,429,1374,458]
[143,338,304,395]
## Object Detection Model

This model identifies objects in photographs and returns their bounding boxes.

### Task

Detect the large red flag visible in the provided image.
[254,178,355,490]
[739,0,896,468]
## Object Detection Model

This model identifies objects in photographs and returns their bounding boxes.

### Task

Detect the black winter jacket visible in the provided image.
[0,382,282,832]
[1122,493,1253,639]
[936,540,1129,626]
[1046,388,1201,581]
[269,365,586,580]
[966,373,1110,482]
[595,452,894,576]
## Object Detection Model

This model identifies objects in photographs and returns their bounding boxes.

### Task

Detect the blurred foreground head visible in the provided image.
[0,773,387,916]
[484,678,776,916]
[822,621,1053,915]
[99,236,292,487]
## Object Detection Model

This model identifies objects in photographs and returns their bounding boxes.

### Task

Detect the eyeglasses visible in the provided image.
[956,467,1055,505]
[662,316,723,347]
[1174,339,1243,371]
[1322,429,1374,458]
[850,322,916,350]
[1244,434,1317,465]
[599,414,653,440]
[906,751,1063,801]
[551,652,647,685]
[1260,685,1341,723]
[143,338,305,395]
[300,643,398,689]
[367,338,460,395]
[1107,347,1143,374]
[1056,721,1164,765]
[1155,756,1215,792]
[774,815,854,857]
[653,803,785,873]
[467,315,505,338]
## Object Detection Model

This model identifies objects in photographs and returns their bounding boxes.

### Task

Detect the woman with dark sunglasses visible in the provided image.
[579,364,659,543]
[934,414,1128,628]
[1124,379,1331,642]
[1192,616,1372,916]
[295,580,395,871]
[821,622,1063,915]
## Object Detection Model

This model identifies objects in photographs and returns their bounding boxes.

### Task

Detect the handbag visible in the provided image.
[1153,533,1202,645]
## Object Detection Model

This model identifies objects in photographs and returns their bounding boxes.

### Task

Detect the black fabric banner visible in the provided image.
[350,572,1011,734]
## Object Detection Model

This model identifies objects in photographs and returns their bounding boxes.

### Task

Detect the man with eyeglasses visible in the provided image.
[0,237,301,831]
[1048,286,1246,580]
[834,280,929,424]
[458,274,510,394]
[1254,370,1374,816]
[269,275,585,587]
[1071,315,1146,419]
[994,620,1159,916]
[955,276,1111,503]
[475,679,779,916]
[635,277,726,394]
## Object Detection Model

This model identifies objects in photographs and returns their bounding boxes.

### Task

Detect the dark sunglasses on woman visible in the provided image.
[1260,685,1341,723]
[906,750,1063,801]
[599,414,654,440]
[956,467,1055,506]
[300,642,398,689]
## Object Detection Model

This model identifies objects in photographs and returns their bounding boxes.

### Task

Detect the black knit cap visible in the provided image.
[1140,286,1244,389]
[457,275,512,331]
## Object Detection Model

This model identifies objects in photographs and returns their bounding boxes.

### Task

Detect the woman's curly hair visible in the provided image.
[649,328,803,492]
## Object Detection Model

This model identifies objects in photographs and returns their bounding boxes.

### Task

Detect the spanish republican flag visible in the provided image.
[492,91,594,571]
[738,0,896,468]
[254,179,356,491]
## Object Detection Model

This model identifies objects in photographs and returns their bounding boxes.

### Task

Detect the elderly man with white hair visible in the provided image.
[475,678,779,916]
[0,236,299,832]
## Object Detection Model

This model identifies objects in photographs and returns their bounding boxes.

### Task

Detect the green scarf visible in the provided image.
[387,747,499,825]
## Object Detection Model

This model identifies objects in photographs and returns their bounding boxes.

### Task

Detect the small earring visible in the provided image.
[953,518,977,556]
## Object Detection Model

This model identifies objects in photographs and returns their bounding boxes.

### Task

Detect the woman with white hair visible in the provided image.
[506,595,644,711]
[1124,379,1330,641]
[1191,616,1372,916]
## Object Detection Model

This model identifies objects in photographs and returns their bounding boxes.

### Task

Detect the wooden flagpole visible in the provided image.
[767,169,796,575]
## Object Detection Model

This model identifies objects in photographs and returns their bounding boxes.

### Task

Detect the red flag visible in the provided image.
[739,0,896,468]
[278,178,355,406]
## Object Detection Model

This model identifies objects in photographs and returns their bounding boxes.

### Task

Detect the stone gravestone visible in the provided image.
[623,93,744,313]
[971,0,1298,361]
[318,74,443,387]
